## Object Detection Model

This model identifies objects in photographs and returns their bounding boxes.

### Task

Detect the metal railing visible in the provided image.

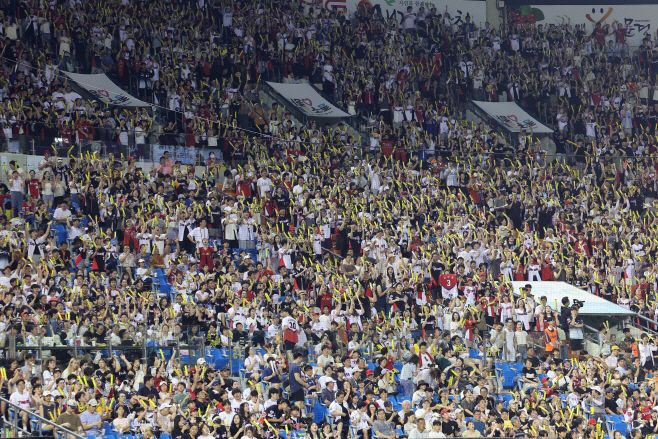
[0,395,86,439]
[5,327,205,373]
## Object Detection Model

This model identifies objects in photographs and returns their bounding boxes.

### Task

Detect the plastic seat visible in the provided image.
[509,362,523,372]
[312,404,327,423]
[605,415,627,435]
[396,395,411,404]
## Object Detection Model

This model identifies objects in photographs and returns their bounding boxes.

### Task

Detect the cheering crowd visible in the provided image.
[2,0,658,438]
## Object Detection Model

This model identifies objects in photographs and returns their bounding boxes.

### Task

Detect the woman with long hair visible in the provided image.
[228,414,244,439]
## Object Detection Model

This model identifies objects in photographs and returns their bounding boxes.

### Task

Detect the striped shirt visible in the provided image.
[400,363,417,381]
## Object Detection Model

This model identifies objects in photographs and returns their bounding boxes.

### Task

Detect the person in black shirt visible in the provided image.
[525,347,541,369]
[440,409,459,436]
[90,236,106,271]
[429,254,444,299]
[520,358,539,393]
[605,388,622,414]
[137,375,159,400]
[265,398,288,427]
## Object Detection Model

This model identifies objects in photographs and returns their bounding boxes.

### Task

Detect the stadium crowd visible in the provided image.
[1,0,658,438]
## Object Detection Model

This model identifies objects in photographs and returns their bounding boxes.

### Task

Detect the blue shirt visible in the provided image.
[289,363,303,392]
[473,420,486,435]
[80,409,101,435]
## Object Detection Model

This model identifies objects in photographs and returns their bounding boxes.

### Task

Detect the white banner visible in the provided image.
[472,101,554,133]
[304,0,487,29]
[266,82,351,118]
[63,72,151,107]
[513,5,652,47]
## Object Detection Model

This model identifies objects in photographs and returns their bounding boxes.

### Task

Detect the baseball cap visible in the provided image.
[587,419,596,425]
[197,358,206,365]
[440,409,449,414]
[67,399,77,406]
[88,400,98,406]
[591,386,602,393]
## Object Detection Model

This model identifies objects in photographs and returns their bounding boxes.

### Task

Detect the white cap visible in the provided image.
[197,358,206,365]
[591,386,602,394]
[88,400,98,406]
[67,399,77,406]
[159,403,172,411]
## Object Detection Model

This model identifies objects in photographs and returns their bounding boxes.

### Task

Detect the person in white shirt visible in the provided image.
[53,202,72,222]
[189,220,210,246]
[328,392,350,437]
[38,151,54,175]
[63,84,82,105]
[10,379,31,429]
[256,170,273,197]
[66,217,84,241]
[370,230,388,261]
[227,305,247,328]
[7,166,25,218]
[27,222,51,261]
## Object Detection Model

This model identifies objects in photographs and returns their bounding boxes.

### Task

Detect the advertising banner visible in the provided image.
[64,72,152,108]
[472,101,554,133]
[266,82,351,118]
[506,4,653,46]
[306,0,487,29]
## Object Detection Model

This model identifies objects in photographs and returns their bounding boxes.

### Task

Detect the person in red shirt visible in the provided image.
[574,233,590,257]
[122,217,138,250]
[74,115,96,144]
[21,194,37,225]
[639,396,653,420]
[439,271,458,301]
[25,170,40,199]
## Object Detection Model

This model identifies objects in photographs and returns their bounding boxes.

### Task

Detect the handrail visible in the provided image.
[0,395,86,439]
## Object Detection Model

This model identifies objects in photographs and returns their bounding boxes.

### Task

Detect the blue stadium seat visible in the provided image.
[605,415,626,435]
[509,362,522,372]
[396,395,411,404]
[313,404,327,424]
[52,224,68,245]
